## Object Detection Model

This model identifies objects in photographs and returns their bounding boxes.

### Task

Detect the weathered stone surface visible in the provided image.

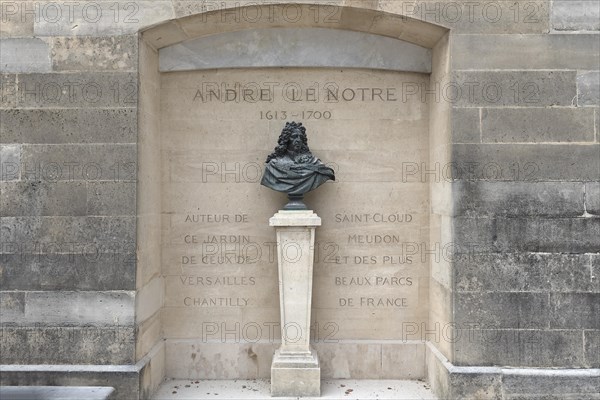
[0,1,35,37]
[452,144,600,181]
[33,1,174,36]
[454,329,585,367]
[550,293,600,329]
[0,109,137,144]
[593,255,600,291]
[455,292,550,329]
[451,71,577,107]
[0,144,20,181]
[452,34,600,70]
[585,330,600,367]
[164,341,276,379]
[494,217,600,253]
[455,253,598,293]
[481,108,595,143]
[87,182,136,215]
[551,0,600,31]
[502,369,600,397]
[0,290,135,326]
[578,71,600,107]
[20,144,136,182]
[0,38,51,72]
[51,36,138,71]
[0,181,87,216]
[0,252,136,291]
[0,73,17,107]
[0,325,135,364]
[453,181,585,217]
[453,217,600,254]
[452,107,480,143]
[449,370,502,400]
[9,72,137,108]
[0,216,136,245]
[159,27,432,73]
[587,182,600,215]
[452,216,497,253]
[379,0,550,34]
[380,343,426,379]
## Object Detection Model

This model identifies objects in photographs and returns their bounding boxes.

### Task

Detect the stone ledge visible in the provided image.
[426,342,600,399]
[0,386,115,400]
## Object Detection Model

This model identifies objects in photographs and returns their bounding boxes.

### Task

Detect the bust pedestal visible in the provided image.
[269,210,321,397]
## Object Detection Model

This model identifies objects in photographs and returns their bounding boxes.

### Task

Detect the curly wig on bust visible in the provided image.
[265,122,311,163]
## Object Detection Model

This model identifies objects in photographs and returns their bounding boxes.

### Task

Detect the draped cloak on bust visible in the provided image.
[261,154,335,196]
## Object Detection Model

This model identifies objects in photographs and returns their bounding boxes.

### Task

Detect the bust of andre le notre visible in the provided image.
[260,122,335,210]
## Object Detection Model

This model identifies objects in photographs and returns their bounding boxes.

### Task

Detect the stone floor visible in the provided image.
[152,379,437,400]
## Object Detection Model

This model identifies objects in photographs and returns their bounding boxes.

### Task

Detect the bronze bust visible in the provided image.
[261,122,335,210]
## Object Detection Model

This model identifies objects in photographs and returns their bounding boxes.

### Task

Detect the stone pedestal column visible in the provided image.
[269,210,321,397]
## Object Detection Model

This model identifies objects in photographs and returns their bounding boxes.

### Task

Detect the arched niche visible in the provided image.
[135,4,452,398]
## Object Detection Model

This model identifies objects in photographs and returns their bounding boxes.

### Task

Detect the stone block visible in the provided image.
[87,182,136,216]
[0,181,87,216]
[452,34,600,70]
[381,343,426,379]
[584,330,600,368]
[588,182,600,215]
[0,325,135,364]
[135,277,163,324]
[0,1,35,37]
[426,343,451,399]
[453,181,585,217]
[33,1,174,36]
[452,216,498,254]
[455,292,550,329]
[0,367,139,400]
[452,144,600,181]
[481,108,595,143]
[0,144,20,181]
[10,72,137,108]
[0,108,137,144]
[593,255,600,292]
[452,107,480,143]
[550,293,600,329]
[0,252,136,291]
[0,38,51,72]
[494,217,600,253]
[0,290,135,326]
[454,329,585,367]
[379,0,550,34]
[552,0,600,31]
[449,370,502,400]
[0,216,136,245]
[164,340,278,379]
[20,144,137,182]
[455,253,597,293]
[0,386,115,400]
[578,71,600,107]
[502,369,600,397]
[271,349,320,397]
[312,342,382,379]
[51,36,138,71]
[451,71,576,107]
[0,73,17,108]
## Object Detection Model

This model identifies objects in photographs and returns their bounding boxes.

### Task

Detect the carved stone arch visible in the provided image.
[135,4,452,398]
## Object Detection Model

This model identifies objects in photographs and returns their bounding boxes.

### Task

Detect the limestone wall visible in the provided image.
[1,1,598,399]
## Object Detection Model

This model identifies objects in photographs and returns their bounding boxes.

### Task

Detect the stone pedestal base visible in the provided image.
[271,349,320,397]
